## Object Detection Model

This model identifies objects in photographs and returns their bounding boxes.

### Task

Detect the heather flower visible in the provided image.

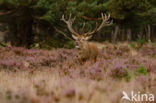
[0,59,28,70]
[140,47,156,56]
[111,60,127,78]
[85,63,103,80]
[0,44,155,103]
[140,60,156,73]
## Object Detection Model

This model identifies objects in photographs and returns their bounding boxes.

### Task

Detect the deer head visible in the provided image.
[61,13,113,49]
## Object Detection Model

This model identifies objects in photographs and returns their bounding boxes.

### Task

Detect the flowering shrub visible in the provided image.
[140,46,156,57]
[0,44,155,103]
[111,60,127,78]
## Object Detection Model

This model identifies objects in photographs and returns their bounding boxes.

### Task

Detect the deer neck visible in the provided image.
[79,41,89,50]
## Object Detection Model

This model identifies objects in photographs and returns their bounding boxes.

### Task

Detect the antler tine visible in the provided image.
[69,13,72,20]
[84,22,98,36]
[82,23,86,30]
[61,15,64,20]
[80,22,86,34]
[61,15,66,23]
[107,14,111,21]
[71,16,76,23]
[102,13,110,22]
[61,14,79,36]
[97,13,113,30]
[106,14,110,19]
[107,19,113,25]
[105,14,110,21]
[84,13,113,36]
[54,26,74,41]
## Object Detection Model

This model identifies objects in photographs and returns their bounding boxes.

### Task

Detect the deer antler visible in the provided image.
[61,14,79,36]
[80,23,86,34]
[60,13,113,40]
[84,13,113,36]
[53,26,74,41]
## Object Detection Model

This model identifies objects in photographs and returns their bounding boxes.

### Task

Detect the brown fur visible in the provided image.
[77,41,98,63]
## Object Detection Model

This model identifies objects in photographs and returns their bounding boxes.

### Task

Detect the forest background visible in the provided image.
[0,0,155,49]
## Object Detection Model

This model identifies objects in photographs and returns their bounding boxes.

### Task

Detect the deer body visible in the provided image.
[77,41,98,63]
[60,13,112,63]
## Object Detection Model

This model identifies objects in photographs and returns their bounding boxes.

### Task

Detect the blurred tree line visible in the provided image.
[0,0,155,48]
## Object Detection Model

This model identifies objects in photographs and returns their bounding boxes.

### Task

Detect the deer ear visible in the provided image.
[84,35,93,40]
[72,34,78,40]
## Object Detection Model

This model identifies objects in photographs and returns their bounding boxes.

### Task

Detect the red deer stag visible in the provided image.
[60,13,113,63]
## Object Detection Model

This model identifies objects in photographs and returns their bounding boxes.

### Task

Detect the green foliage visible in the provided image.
[0,0,155,48]
[136,39,146,48]
[135,65,147,76]
[0,0,3,4]
[120,66,147,82]
[146,7,156,24]
[123,68,134,82]
[129,43,136,48]
[150,42,156,47]
[0,42,6,47]
[63,41,75,49]
[106,0,152,27]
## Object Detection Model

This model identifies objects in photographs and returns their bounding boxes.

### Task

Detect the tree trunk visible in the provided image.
[138,27,143,40]
[9,6,34,48]
[146,24,151,42]
[111,25,119,43]
[127,28,132,42]
[121,29,125,41]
